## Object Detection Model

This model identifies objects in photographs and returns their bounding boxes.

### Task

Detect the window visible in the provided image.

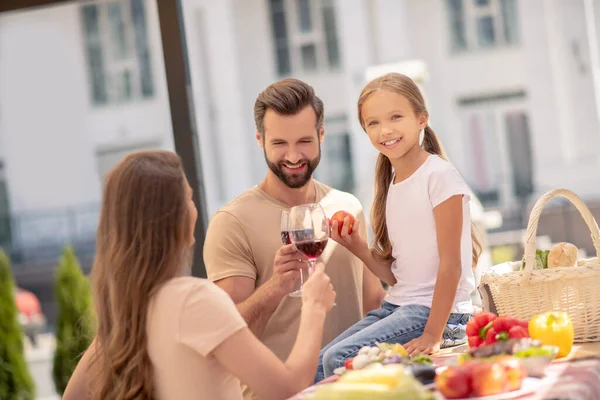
[81,0,154,105]
[460,97,533,208]
[317,133,355,193]
[463,111,501,204]
[268,0,341,75]
[447,0,519,52]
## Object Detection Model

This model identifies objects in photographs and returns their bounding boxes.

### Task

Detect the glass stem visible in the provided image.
[308,259,316,276]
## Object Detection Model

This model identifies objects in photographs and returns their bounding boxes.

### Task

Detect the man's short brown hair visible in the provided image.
[254,78,324,137]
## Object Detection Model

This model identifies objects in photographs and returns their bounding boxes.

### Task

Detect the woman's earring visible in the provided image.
[419,129,425,145]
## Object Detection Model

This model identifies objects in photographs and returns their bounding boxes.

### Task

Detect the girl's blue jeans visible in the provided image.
[314,301,470,382]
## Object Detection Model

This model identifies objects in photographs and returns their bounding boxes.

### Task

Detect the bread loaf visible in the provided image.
[547,242,578,268]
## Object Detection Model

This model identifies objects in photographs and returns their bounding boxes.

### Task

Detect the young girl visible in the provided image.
[315,73,481,381]
[61,150,336,400]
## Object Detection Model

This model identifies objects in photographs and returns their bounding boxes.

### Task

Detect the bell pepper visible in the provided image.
[508,325,529,339]
[528,312,574,358]
[466,312,497,348]
[467,314,530,347]
[490,316,531,342]
[484,326,499,345]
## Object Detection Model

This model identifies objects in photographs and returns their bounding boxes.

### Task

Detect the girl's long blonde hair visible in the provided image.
[358,73,482,268]
[90,150,192,400]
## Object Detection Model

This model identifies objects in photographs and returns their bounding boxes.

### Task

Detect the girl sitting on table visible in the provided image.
[315,73,482,381]
[63,150,335,400]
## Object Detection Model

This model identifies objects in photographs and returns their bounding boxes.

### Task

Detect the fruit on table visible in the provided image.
[312,382,399,400]
[317,364,433,399]
[528,311,574,358]
[349,354,371,370]
[458,338,555,379]
[343,342,430,377]
[496,356,527,391]
[340,364,408,387]
[434,366,471,399]
[471,361,509,397]
[313,381,433,400]
[547,242,578,268]
[437,356,527,398]
[376,342,409,358]
[329,211,355,235]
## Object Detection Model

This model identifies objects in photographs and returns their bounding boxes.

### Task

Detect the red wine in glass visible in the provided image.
[294,238,328,259]
[288,204,330,297]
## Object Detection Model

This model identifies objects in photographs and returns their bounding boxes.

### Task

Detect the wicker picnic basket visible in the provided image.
[480,189,600,343]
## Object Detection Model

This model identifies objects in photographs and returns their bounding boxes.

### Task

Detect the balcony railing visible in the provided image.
[0,204,99,267]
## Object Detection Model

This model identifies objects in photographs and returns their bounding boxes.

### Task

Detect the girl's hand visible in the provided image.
[329,217,368,256]
[404,332,441,357]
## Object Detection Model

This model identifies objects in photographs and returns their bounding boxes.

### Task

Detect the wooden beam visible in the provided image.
[0,0,71,14]
[156,0,209,278]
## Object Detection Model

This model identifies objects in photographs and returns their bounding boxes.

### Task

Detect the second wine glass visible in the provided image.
[288,203,329,297]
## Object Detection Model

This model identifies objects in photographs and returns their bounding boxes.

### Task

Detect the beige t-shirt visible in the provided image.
[204,180,367,400]
[147,276,246,400]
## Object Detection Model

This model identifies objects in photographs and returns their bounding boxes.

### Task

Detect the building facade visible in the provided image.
[1,0,599,265]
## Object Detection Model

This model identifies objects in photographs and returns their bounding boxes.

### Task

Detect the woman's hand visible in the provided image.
[301,262,336,313]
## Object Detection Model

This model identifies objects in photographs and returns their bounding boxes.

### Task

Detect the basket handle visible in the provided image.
[521,189,600,284]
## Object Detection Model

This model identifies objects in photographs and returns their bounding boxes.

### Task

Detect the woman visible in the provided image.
[63,150,335,400]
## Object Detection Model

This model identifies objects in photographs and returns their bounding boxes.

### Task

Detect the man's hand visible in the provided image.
[265,244,307,297]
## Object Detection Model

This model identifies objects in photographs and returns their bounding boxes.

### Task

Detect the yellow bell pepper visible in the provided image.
[528,312,574,358]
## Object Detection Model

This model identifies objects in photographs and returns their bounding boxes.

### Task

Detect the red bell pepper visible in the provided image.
[467,313,530,347]
[485,326,499,345]
[492,316,519,332]
[466,312,497,348]
[508,325,529,339]
[487,316,531,344]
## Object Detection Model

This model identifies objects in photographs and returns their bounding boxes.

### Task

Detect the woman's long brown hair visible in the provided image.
[90,150,192,400]
[358,73,482,268]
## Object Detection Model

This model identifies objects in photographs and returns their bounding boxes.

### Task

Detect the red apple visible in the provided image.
[330,211,355,235]
[496,356,527,391]
[434,366,472,399]
[471,362,508,397]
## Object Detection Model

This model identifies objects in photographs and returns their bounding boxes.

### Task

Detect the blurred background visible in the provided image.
[1,0,600,397]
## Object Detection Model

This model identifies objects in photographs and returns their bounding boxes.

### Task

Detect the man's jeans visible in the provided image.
[314,302,470,382]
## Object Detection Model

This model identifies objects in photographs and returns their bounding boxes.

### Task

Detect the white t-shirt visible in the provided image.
[385,155,475,313]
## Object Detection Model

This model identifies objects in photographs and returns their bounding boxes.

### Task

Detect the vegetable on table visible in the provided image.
[467,314,530,348]
[528,312,574,358]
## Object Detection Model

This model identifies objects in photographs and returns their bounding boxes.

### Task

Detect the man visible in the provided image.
[203,78,386,399]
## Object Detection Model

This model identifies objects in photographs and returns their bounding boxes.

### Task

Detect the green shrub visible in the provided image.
[52,246,94,395]
[0,248,35,400]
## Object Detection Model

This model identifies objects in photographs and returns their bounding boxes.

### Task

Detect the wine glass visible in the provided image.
[280,209,291,245]
[288,203,329,297]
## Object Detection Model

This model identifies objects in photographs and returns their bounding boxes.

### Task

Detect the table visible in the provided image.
[288,343,600,400]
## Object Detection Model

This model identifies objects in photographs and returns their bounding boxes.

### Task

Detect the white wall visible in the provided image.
[2,0,600,249]
[89,0,174,152]
[341,0,600,212]
[0,1,176,252]
[0,5,101,213]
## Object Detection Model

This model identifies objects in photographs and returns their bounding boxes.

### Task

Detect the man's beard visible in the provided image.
[264,148,321,189]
